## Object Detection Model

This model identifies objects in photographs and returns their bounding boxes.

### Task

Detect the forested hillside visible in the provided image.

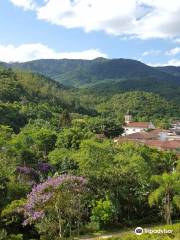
[0,67,179,132]
[157,66,180,77]
[0,67,96,132]
[3,58,180,102]
[0,66,179,239]
[96,91,180,121]
[4,58,179,84]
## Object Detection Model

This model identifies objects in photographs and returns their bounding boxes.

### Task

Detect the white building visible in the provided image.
[122,112,155,136]
[170,121,180,135]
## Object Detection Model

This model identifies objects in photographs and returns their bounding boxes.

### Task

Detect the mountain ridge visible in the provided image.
[1,58,180,100]
[1,58,180,85]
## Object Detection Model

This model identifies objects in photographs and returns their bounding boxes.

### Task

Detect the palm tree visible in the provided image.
[148,171,180,224]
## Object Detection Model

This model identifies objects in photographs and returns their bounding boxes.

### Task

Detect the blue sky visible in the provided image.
[1,0,180,65]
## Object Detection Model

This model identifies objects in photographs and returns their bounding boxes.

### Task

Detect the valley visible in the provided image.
[0,61,179,240]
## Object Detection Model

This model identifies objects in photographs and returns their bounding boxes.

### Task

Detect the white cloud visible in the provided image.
[144,47,180,59]
[0,43,107,62]
[37,0,136,34]
[166,47,180,56]
[148,58,180,67]
[173,38,180,44]
[147,62,164,67]
[10,0,36,10]
[166,59,180,66]
[9,0,180,39]
[142,50,161,57]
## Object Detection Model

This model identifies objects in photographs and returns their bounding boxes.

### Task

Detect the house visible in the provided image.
[114,113,180,154]
[142,140,180,151]
[170,121,180,135]
[122,112,155,136]
[116,129,166,141]
[114,129,180,156]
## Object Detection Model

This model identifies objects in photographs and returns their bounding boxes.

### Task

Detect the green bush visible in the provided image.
[90,197,116,228]
[0,229,23,240]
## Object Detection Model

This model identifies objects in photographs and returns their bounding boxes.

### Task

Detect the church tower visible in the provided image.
[124,110,132,124]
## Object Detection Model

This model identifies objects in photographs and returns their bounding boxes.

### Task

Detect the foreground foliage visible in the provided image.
[0,67,179,239]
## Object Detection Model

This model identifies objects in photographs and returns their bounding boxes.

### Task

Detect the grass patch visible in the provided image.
[80,223,180,240]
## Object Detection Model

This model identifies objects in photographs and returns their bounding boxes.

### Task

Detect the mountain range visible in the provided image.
[0,59,180,128]
[1,58,180,99]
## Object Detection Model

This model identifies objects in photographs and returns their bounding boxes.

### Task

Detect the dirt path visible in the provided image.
[80,230,132,240]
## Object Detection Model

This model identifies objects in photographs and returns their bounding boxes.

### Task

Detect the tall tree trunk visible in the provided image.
[69,222,72,239]
[55,205,62,238]
[165,190,172,225]
[167,190,172,224]
[59,218,62,239]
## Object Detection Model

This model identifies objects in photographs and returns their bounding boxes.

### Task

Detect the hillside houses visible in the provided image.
[115,113,180,155]
[170,121,180,135]
[122,111,155,136]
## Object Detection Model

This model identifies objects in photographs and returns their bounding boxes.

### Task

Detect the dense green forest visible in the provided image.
[0,66,180,239]
[3,58,180,86]
[2,58,180,101]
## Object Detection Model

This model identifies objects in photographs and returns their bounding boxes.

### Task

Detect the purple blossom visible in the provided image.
[16,166,39,184]
[16,166,32,175]
[22,175,87,225]
[38,162,52,173]
[23,211,45,226]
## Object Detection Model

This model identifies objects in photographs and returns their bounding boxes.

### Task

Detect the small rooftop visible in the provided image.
[143,140,180,150]
[115,137,180,151]
[124,122,152,128]
[121,129,169,140]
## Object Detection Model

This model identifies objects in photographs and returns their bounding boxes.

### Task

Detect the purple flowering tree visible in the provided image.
[23,175,87,238]
[16,166,39,185]
[37,162,52,174]
[37,162,53,181]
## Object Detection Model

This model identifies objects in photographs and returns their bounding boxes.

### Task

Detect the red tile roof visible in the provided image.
[143,140,180,150]
[122,129,169,140]
[115,137,180,152]
[125,122,151,128]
